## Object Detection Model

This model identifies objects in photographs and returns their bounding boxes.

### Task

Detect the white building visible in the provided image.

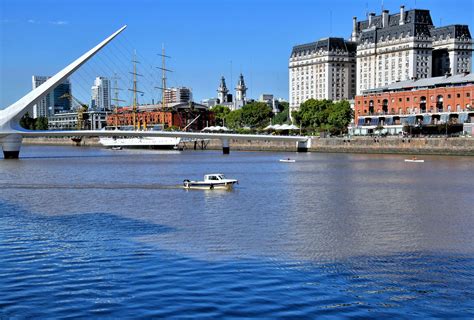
[31,76,51,118]
[215,75,249,110]
[354,6,472,95]
[236,75,247,101]
[91,76,111,111]
[289,37,357,112]
[259,94,279,113]
[217,76,229,104]
[48,110,109,130]
[164,87,192,104]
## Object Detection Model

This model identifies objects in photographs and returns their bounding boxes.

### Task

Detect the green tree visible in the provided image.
[327,100,353,134]
[240,101,273,128]
[272,101,290,125]
[35,116,49,130]
[211,105,231,126]
[19,112,36,130]
[292,99,332,129]
[225,109,243,129]
[292,99,353,135]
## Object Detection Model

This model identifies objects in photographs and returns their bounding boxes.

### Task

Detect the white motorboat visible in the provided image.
[404,157,424,163]
[280,158,296,163]
[183,174,238,190]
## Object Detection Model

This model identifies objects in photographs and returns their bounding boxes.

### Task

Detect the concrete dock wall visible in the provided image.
[23,136,474,156]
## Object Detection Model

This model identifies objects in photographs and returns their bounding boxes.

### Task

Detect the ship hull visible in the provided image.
[99,136,181,149]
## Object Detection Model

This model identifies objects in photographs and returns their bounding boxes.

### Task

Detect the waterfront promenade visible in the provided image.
[22,136,474,156]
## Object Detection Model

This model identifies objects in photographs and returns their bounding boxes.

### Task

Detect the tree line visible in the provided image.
[19,113,49,130]
[211,98,352,135]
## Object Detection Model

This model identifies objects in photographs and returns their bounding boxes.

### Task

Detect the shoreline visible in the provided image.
[22,136,474,156]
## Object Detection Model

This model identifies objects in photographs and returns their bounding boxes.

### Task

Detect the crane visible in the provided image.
[59,93,89,130]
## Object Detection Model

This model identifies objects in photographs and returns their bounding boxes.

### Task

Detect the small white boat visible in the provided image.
[111,146,122,150]
[280,158,296,163]
[404,158,424,163]
[183,174,238,190]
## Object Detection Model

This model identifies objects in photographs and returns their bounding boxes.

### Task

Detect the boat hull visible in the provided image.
[404,159,424,163]
[100,136,181,149]
[183,181,237,190]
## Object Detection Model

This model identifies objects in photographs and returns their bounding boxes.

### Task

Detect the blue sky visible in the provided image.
[1,0,473,107]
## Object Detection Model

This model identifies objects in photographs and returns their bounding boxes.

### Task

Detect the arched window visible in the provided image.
[369,100,374,114]
[447,105,452,112]
[436,95,443,112]
[382,99,389,114]
[420,96,427,113]
[456,104,461,112]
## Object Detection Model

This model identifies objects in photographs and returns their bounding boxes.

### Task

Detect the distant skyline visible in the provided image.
[1,0,473,108]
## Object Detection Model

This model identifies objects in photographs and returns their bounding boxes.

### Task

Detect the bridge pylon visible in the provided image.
[0,25,127,159]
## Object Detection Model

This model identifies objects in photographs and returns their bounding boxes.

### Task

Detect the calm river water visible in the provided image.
[1,146,473,318]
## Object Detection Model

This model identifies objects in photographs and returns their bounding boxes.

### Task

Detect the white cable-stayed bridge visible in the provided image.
[0,25,310,159]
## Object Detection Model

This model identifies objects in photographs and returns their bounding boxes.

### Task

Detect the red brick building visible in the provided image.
[353,73,474,135]
[106,102,214,131]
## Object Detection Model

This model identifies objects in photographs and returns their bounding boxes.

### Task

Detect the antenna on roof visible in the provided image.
[381,0,384,11]
[329,10,332,36]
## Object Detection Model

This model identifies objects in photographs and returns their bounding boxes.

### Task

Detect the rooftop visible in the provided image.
[361,73,474,94]
[291,37,356,57]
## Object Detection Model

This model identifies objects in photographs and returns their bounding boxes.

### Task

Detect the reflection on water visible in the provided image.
[1,145,473,318]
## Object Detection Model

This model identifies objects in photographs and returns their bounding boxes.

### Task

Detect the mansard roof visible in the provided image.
[291,37,357,57]
[358,9,434,43]
[357,9,433,32]
[362,73,474,94]
[432,25,472,40]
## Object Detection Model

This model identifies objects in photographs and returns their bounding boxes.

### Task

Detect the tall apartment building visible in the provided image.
[289,38,357,111]
[164,87,192,104]
[32,76,71,118]
[353,6,472,95]
[91,76,111,111]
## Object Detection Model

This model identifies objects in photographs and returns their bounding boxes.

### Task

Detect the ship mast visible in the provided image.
[156,44,172,112]
[129,50,143,130]
[111,72,125,129]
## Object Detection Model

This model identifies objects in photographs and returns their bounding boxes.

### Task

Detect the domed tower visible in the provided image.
[217,76,228,103]
[235,73,247,102]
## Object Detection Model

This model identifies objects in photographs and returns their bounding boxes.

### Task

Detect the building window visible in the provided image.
[448,94,451,99]
[406,97,410,102]
[457,93,461,98]
[467,93,471,98]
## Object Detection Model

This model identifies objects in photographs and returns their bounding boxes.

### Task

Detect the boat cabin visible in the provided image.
[204,174,226,181]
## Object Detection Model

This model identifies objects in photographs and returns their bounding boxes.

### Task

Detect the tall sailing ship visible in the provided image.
[99,47,181,149]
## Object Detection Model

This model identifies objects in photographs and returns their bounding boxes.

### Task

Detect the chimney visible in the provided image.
[382,10,389,28]
[351,17,358,41]
[400,5,405,25]
[368,12,375,27]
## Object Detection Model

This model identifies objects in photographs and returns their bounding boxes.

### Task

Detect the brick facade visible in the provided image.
[355,84,474,123]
